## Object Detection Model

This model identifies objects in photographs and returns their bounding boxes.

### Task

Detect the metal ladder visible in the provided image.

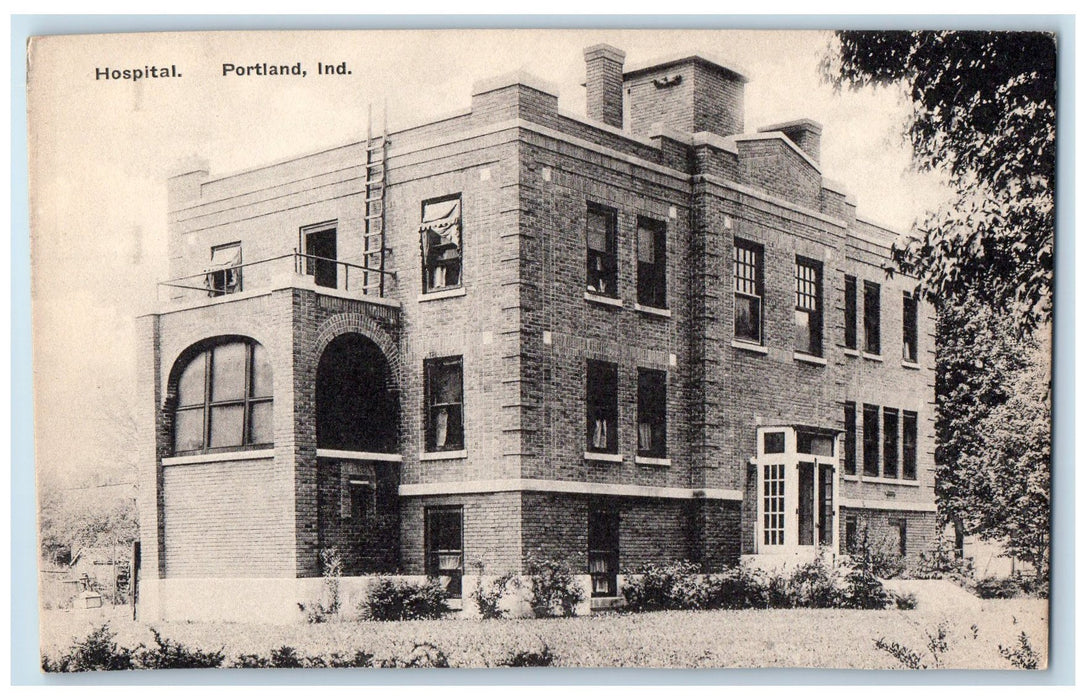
[362,103,388,296]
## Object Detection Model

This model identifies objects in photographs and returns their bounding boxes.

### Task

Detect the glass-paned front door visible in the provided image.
[756,427,839,553]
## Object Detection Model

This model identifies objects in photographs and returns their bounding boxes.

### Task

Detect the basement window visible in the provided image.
[420,195,462,293]
[586,204,618,297]
[588,504,619,597]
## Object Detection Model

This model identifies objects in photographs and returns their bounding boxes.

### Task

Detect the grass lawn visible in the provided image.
[39,581,1047,670]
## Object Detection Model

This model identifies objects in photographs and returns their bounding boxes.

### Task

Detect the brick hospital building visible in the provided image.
[136,44,938,621]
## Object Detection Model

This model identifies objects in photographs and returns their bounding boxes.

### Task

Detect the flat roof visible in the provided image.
[623,52,750,84]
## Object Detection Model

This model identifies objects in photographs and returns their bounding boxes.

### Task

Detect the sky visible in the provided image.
[28,28,952,490]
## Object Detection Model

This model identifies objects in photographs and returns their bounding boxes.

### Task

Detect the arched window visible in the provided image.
[172,338,273,453]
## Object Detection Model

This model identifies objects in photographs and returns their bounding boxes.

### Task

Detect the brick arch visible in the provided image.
[314,313,402,390]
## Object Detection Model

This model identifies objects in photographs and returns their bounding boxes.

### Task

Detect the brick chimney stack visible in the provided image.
[584,44,626,129]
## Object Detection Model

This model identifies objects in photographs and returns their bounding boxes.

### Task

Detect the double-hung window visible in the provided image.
[637,368,667,458]
[844,275,858,350]
[425,506,463,597]
[586,360,618,454]
[586,204,618,297]
[863,281,881,355]
[734,239,764,344]
[424,356,464,452]
[862,403,880,477]
[903,291,919,362]
[420,195,463,293]
[794,256,823,356]
[636,217,667,309]
[206,243,242,296]
[883,408,899,478]
[844,401,857,475]
[902,411,918,480]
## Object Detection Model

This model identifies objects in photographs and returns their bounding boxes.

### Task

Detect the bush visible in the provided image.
[471,562,521,620]
[524,553,584,618]
[703,566,769,609]
[497,639,555,667]
[132,629,224,669]
[893,591,919,610]
[841,567,891,609]
[376,642,450,668]
[785,557,843,608]
[42,624,133,672]
[299,547,344,623]
[999,631,1040,670]
[622,560,705,612]
[973,575,1026,599]
[362,577,450,621]
[847,523,907,579]
[912,536,971,580]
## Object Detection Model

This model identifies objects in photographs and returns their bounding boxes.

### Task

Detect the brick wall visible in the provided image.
[314,459,399,575]
[838,507,939,566]
[400,492,523,576]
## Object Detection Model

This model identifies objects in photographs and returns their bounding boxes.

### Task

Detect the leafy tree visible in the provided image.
[825,31,1056,333]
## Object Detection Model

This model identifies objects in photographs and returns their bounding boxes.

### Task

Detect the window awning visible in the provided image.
[206,245,241,271]
[419,199,461,251]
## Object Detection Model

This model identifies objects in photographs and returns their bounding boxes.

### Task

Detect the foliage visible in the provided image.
[842,567,891,610]
[702,566,769,610]
[874,637,926,670]
[786,557,844,608]
[893,591,918,610]
[999,631,1040,670]
[524,553,584,618]
[299,547,344,623]
[495,638,555,667]
[132,629,225,669]
[470,561,521,620]
[846,522,906,580]
[911,535,973,581]
[622,560,705,612]
[375,642,450,668]
[825,31,1055,332]
[41,624,133,672]
[361,577,450,621]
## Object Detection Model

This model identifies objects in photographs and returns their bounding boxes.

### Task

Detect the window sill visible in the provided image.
[584,291,623,308]
[584,451,623,463]
[633,303,671,318]
[420,449,468,461]
[731,339,768,355]
[842,348,860,357]
[793,352,827,366]
[901,360,921,370]
[862,352,883,362]
[635,455,671,467]
[316,449,403,462]
[858,474,920,487]
[418,287,466,302]
[163,448,275,466]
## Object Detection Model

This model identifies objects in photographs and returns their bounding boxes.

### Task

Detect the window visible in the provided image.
[172,339,273,454]
[794,257,823,356]
[348,480,375,521]
[862,404,880,477]
[903,292,919,362]
[797,430,833,456]
[424,356,464,452]
[892,519,908,557]
[734,239,764,344]
[302,223,338,289]
[902,410,918,480]
[420,195,463,293]
[586,360,618,453]
[586,204,618,296]
[844,402,857,475]
[763,463,786,546]
[206,243,242,296]
[883,408,899,478]
[863,281,881,354]
[763,431,785,454]
[844,275,857,350]
[637,368,667,457]
[588,504,620,597]
[425,506,463,597]
[636,217,667,308]
[844,515,858,554]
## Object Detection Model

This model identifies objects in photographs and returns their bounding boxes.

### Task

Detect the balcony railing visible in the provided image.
[157,251,396,305]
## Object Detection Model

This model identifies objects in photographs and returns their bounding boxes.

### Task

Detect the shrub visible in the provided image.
[362,577,450,621]
[42,624,133,672]
[874,637,926,669]
[524,553,584,618]
[999,631,1040,670]
[842,567,891,609]
[912,536,971,580]
[299,547,344,623]
[622,560,705,612]
[471,562,521,620]
[974,575,1026,599]
[893,591,919,610]
[847,523,907,579]
[132,629,224,669]
[497,639,555,667]
[785,558,842,608]
[376,642,450,668]
[703,566,768,609]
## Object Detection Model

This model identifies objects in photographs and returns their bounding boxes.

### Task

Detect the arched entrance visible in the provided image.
[315,333,398,453]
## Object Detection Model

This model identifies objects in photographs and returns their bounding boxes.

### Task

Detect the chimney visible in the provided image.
[623,54,748,139]
[584,44,626,129]
[760,119,822,163]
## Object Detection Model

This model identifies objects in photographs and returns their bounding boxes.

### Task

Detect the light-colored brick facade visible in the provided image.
[137,45,937,622]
